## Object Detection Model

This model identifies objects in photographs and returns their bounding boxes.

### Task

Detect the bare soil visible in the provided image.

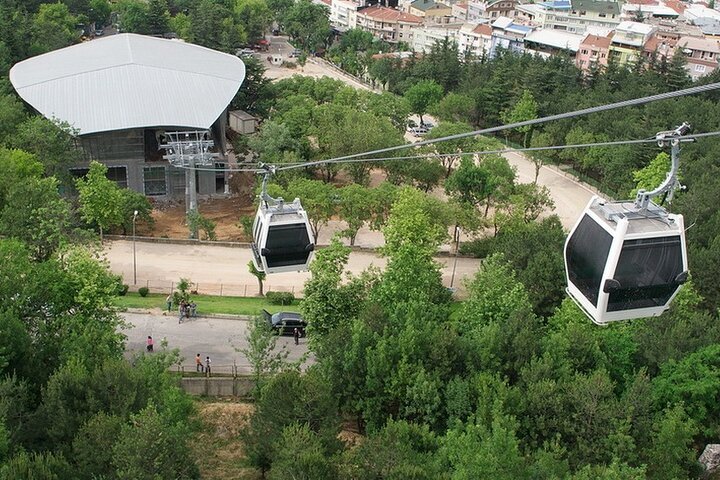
[193,400,260,480]
[150,196,255,241]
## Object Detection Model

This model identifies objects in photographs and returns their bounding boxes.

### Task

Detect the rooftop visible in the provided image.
[360,6,424,22]
[10,34,245,136]
[525,29,584,51]
[581,33,614,48]
[570,0,621,15]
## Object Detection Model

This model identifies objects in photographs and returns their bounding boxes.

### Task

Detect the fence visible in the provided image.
[127,279,303,298]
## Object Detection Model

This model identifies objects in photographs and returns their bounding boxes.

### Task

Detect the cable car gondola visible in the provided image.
[564,124,691,325]
[250,168,315,274]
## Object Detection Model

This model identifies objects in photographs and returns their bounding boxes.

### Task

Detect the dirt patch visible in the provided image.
[150,196,255,241]
[193,400,260,480]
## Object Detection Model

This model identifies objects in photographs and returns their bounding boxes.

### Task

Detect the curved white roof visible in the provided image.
[10,34,246,135]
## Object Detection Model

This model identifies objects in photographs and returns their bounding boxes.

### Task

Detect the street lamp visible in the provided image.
[132,210,138,285]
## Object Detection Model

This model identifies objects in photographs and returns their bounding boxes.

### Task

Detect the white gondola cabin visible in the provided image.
[564,196,688,325]
[251,197,315,274]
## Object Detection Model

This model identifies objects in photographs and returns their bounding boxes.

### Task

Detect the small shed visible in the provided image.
[229,110,258,135]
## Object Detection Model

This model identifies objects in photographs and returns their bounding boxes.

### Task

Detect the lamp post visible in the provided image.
[132,210,138,286]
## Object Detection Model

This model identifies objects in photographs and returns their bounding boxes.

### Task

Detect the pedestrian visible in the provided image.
[195,353,204,372]
[293,327,300,345]
[166,293,173,312]
[189,301,197,317]
[178,303,185,323]
[205,356,211,376]
[146,335,154,353]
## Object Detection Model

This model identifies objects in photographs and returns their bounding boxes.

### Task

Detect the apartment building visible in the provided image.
[458,22,493,58]
[677,35,720,80]
[411,23,463,51]
[355,6,423,42]
[609,21,656,65]
[576,33,612,71]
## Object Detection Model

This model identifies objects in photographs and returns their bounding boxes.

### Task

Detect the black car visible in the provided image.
[263,310,307,336]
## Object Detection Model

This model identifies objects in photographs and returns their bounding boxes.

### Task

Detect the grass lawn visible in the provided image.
[114,292,302,316]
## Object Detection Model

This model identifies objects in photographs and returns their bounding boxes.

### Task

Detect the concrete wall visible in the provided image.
[180,376,255,397]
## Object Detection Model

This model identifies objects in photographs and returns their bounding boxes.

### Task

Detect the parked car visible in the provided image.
[263,309,307,336]
[289,48,302,58]
[422,121,435,129]
[236,48,256,57]
[410,126,428,136]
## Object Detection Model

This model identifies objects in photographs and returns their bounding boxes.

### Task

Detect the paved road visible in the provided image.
[123,311,310,374]
[104,240,482,295]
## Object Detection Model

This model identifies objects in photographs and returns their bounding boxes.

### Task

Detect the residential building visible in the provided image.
[642,19,703,64]
[524,28,584,58]
[489,16,533,56]
[452,2,469,20]
[355,6,423,42]
[693,18,720,38]
[527,0,622,35]
[458,22,493,58]
[620,0,679,21]
[576,33,612,71]
[9,34,245,198]
[466,0,518,22]
[407,0,454,23]
[609,21,656,65]
[676,35,720,79]
[411,22,463,52]
[331,0,360,31]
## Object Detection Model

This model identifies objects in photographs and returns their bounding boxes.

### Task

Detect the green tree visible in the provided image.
[404,80,444,126]
[235,0,272,44]
[116,0,150,34]
[239,315,297,393]
[501,89,538,147]
[431,92,475,124]
[10,117,81,183]
[242,370,341,473]
[338,420,442,479]
[76,161,125,240]
[0,177,71,261]
[30,2,79,55]
[147,0,170,35]
[267,423,337,480]
[89,0,112,26]
[338,184,373,246]
[0,94,26,145]
[169,11,191,39]
[630,151,672,198]
[285,178,336,239]
[283,0,330,52]
[229,54,275,117]
[0,451,73,480]
[72,412,124,480]
[190,0,247,53]
[112,405,199,480]
[645,405,700,480]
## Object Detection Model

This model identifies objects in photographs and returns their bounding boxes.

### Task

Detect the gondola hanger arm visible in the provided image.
[634,122,694,211]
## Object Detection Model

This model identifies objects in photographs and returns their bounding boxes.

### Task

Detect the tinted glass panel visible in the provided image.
[607,236,684,312]
[265,224,312,268]
[566,215,613,307]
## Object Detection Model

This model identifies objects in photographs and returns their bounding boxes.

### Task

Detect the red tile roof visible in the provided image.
[626,0,659,5]
[664,0,686,14]
[581,33,612,49]
[473,24,493,35]
[361,6,423,23]
[456,2,468,8]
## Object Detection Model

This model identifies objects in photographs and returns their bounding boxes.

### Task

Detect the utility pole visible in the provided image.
[159,130,219,238]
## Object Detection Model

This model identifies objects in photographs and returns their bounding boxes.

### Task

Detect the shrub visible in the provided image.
[459,236,496,258]
[266,291,295,305]
[117,284,129,296]
[138,287,149,297]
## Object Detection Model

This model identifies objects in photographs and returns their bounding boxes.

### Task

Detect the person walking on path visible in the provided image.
[293,327,300,346]
[166,294,173,312]
[205,356,211,376]
[146,336,154,353]
[195,353,204,372]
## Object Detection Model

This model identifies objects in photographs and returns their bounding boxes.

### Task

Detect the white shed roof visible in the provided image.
[525,29,584,51]
[10,34,246,136]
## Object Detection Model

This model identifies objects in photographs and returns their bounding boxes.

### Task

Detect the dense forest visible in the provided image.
[2,0,720,478]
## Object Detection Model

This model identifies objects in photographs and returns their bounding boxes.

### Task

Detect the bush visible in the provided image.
[266,291,295,305]
[138,287,149,297]
[459,236,496,258]
[117,283,129,296]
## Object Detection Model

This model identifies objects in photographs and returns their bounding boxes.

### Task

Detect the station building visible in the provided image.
[9,33,246,199]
